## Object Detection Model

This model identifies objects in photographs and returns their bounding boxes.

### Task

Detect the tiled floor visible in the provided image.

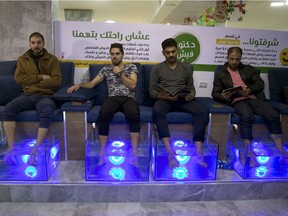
[0,199,288,216]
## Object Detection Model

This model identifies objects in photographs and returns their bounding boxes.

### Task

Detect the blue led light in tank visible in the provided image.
[109,167,125,180]
[176,155,190,165]
[50,147,58,159]
[255,166,268,178]
[173,140,186,147]
[27,139,37,147]
[256,156,270,165]
[111,141,125,148]
[173,166,188,180]
[22,155,30,164]
[24,166,37,178]
[109,156,125,165]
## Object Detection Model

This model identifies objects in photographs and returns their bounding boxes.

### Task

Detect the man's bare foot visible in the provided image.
[197,155,208,168]
[239,150,259,168]
[195,150,207,168]
[130,155,139,167]
[98,147,107,166]
[275,143,288,156]
[28,147,38,166]
[168,151,179,168]
[130,149,139,167]
[2,148,16,164]
[98,153,106,166]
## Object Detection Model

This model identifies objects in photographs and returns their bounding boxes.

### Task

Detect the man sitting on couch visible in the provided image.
[2,32,62,165]
[67,43,140,166]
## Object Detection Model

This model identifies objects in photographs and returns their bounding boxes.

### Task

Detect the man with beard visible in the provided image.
[149,38,209,168]
[2,32,62,165]
[212,46,287,167]
[67,43,140,166]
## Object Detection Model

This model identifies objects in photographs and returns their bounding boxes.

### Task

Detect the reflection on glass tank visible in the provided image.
[86,140,150,181]
[0,139,60,181]
[229,141,288,179]
[154,140,218,181]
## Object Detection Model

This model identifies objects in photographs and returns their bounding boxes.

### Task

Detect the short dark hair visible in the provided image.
[110,43,124,54]
[29,32,45,43]
[227,46,242,56]
[161,38,177,50]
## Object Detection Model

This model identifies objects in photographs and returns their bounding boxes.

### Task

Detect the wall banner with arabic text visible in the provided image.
[54,21,288,97]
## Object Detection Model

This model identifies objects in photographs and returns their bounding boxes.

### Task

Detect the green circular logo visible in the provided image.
[174,33,200,64]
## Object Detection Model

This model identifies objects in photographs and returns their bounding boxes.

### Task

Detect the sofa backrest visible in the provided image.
[0,60,17,76]
[142,64,156,107]
[268,68,288,103]
[0,60,74,106]
[59,61,75,88]
[89,63,143,105]
[0,60,21,105]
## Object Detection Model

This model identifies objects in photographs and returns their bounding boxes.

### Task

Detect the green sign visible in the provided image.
[174,33,200,64]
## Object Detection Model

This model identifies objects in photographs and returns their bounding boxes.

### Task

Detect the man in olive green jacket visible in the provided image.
[2,32,62,165]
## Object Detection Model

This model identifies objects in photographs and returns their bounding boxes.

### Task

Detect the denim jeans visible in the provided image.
[153,98,209,142]
[98,96,140,136]
[2,94,56,128]
[233,98,282,140]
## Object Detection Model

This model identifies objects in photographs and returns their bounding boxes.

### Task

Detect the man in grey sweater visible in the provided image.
[149,38,209,167]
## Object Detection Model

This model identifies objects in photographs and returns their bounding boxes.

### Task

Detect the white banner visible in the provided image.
[54,21,288,97]
[55,21,288,68]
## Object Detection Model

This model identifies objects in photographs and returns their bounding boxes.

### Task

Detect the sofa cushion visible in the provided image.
[231,113,265,124]
[0,76,22,105]
[53,86,97,102]
[87,105,153,123]
[15,109,63,122]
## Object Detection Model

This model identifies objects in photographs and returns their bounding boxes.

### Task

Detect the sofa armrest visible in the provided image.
[196,97,234,114]
[61,101,93,112]
[267,100,288,114]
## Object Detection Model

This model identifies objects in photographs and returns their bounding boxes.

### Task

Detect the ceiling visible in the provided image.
[56,0,288,31]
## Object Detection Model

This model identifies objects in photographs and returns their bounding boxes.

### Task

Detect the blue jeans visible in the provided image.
[98,96,140,136]
[2,94,56,128]
[153,98,209,142]
[233,98,282,140]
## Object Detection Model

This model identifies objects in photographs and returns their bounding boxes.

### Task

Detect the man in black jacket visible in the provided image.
[212,46,287,166]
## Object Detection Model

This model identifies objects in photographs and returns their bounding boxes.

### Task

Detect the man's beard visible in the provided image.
[229,63,238,70]
[112,59,121,66]
[167,57,176,63]
[32,48,43,56]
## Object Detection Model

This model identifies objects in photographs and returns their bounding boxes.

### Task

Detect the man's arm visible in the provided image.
[14,57,42,86]
[67,74,103,93]
[38,57,62,89]
[244,66,265,95]
[212,72,231,103]
[120,72,137,90]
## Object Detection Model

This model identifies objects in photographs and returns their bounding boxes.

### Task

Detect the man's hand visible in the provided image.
[156,93,178,101]
[239,87,251,96]
[113,66,121,75]
[185,92,195,101]
[67,84,80,93]
[221,90,233,100]
[42,75,51,80]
